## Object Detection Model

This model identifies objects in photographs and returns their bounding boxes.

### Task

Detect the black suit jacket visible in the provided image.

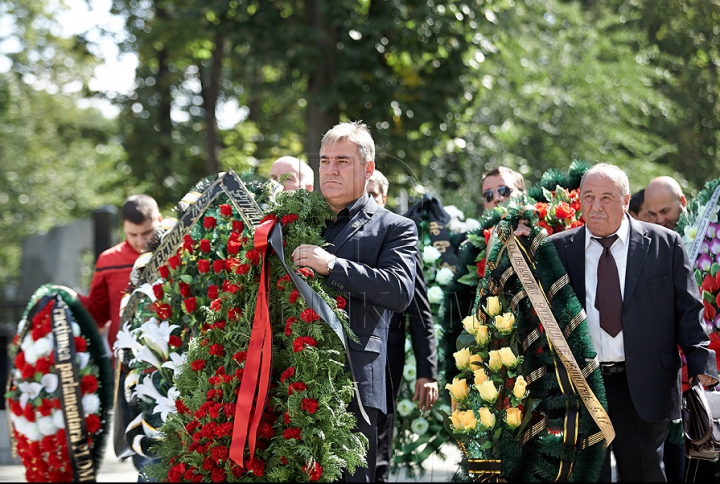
[324,194,418,413]
[550,215,716,422]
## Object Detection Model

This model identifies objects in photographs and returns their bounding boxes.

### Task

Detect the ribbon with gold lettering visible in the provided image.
[50,294,96,482]
[405,194,458,270]
[502,234,615,446]
[230,219,277,468]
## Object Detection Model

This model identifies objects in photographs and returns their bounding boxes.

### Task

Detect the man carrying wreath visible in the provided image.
[291,121,418,482]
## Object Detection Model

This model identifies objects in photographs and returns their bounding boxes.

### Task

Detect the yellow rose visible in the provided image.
[474,325,490,347]
[453,347,472,371]
[494,312,515,334]
[478,407,496,429]
[450,409,477,431]
[487,350,503,372]
[462,314,482,335]
[484,296,502,317]
[477,380,498,403]
[513,375,527,399]
[468,353,483,370]
[473,368,488,388]
[445,377,470,402]
[505,407,522,429]
[499,347,518,368]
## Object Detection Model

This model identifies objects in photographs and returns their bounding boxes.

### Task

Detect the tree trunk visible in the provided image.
[155,4,173,169]
[201,32,225,176]
[304,0,339,189]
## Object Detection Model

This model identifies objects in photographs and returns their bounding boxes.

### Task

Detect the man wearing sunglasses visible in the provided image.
[481,167,526,210]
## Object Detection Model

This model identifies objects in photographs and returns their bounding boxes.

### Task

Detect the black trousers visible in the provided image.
[598,371,669,482]
[375,339,405,482]
[343,406,380,483]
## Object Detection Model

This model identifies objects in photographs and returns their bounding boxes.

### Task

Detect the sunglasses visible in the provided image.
[482,185,513,203]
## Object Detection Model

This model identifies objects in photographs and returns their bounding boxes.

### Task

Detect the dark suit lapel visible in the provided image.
[623,217,650,307]
[565,226,587,308]
[326,197,376,254]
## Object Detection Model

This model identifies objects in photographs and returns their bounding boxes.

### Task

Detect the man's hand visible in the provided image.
[413,377,439,413]
[693,374,719,388]
[291,244,335,276]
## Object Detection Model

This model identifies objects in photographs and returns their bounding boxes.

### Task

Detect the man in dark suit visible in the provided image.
[549,163,718,482]
[366,170,438,482]
[291,121,418,482]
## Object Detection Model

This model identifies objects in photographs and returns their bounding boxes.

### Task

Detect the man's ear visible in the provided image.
[680,194,687,208]
[365,160,375,179]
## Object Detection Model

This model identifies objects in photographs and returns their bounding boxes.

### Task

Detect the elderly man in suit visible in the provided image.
[291,121,418,482]
[549,163,717,482]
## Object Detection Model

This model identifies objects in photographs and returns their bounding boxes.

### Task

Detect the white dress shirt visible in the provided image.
[584,214,631,362]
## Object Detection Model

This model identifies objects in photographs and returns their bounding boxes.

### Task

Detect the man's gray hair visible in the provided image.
[320,121,375,163]
[369,170,389,197]
[581,163,630,197]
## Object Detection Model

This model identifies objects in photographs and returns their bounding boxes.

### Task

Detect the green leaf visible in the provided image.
[180,274,195,284]
[711,262,720,277]
[703,290,716,304]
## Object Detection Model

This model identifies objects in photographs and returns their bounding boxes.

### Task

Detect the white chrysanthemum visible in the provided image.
[404,338,412,353]
[36,415,57,436]
[422,246,442,264]
[23,346,38,365]
[411,416,430,436]
[464,218,481,232]
[444,205,465,221]
[23,422,42,442]
[447,219,467,234]
[76,352,90,370]
[72,322,81,337]
[33,336,54,359]
[397,399,415,417]
[52,409,66,429]
[41,373,58,394]
[435,267,454,285]
[82,394,101,415]
[427,286,444,305]
[20,333,34,352]
[403,364,417,382]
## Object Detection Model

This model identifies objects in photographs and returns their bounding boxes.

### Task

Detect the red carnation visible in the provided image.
[246,249,262,266]
[200,239,212,253]
[288,381,307,395]
[86,414,101,434]
[281,214,299,225]
[303,461,323,481]
[296,267,315,279]
[228,307,242,321]
[222,280,240,294]
[282,427,302,440]
[23,403,35,422]
[203,216,217,230]
[158,265,170,279]
[219,204,233,217]
[300,308,320,323]
[10,400,22,417]
[183,297,197,314]
[207,285,219,300]
[289,289,300,304]
[13,351,25,370]
[175,399,190,415]
[190,359,207,371]
[209,343,225,357]
[197,259,211,274]
[301,398,319,414]
[169,335,183,347]
[284,412,292,424]
[538,220,553,235]
[37,398,54,417]
[293,336,318,352]
[74,336,87,353]
[336,296,347,309]
[168,254,181,270]
[169,463,188,482]
[248,457,265,477]
[284,319,294,336]
[210,299,222,312]
[258,421,275,440]
[276,274,291,290]
[232,351,247,363]
[235,264,250,275]
[34,357,50,374]
[80,375,98,395]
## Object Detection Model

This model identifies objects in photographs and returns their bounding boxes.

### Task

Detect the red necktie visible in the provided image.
[594,235,622,337]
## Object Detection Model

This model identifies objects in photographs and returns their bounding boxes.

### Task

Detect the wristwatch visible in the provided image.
[326,258,337,273]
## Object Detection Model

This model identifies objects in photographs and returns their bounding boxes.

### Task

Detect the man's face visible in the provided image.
[124,217,159,253]
[580,173,630,237]
[366,180,387,208]
[269,161,302,191]
[320,140,374,212]
[635,203,656,224]
[644,189,685,229]
[482,174,522,210]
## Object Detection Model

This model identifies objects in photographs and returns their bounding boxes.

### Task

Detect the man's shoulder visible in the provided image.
[95,241,139,269]
[375,207,417,233]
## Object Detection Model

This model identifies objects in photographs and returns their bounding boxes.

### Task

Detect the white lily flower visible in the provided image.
[136,346,163,369]
[161,352,187,372]
[114,321,141,352]
[41,373,58,394]
[153,387,180,422]
[134,373,164,402]
[133,283,157,302]
[140,318,179,359]
[18,381,43,400]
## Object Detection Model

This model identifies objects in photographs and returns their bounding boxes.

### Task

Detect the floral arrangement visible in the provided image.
[115,178,265,457]
[676,177,720,371]
[142,188,365,482]
[5,284,113,482]
[389,203,477,476]
[444,202,607,481]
